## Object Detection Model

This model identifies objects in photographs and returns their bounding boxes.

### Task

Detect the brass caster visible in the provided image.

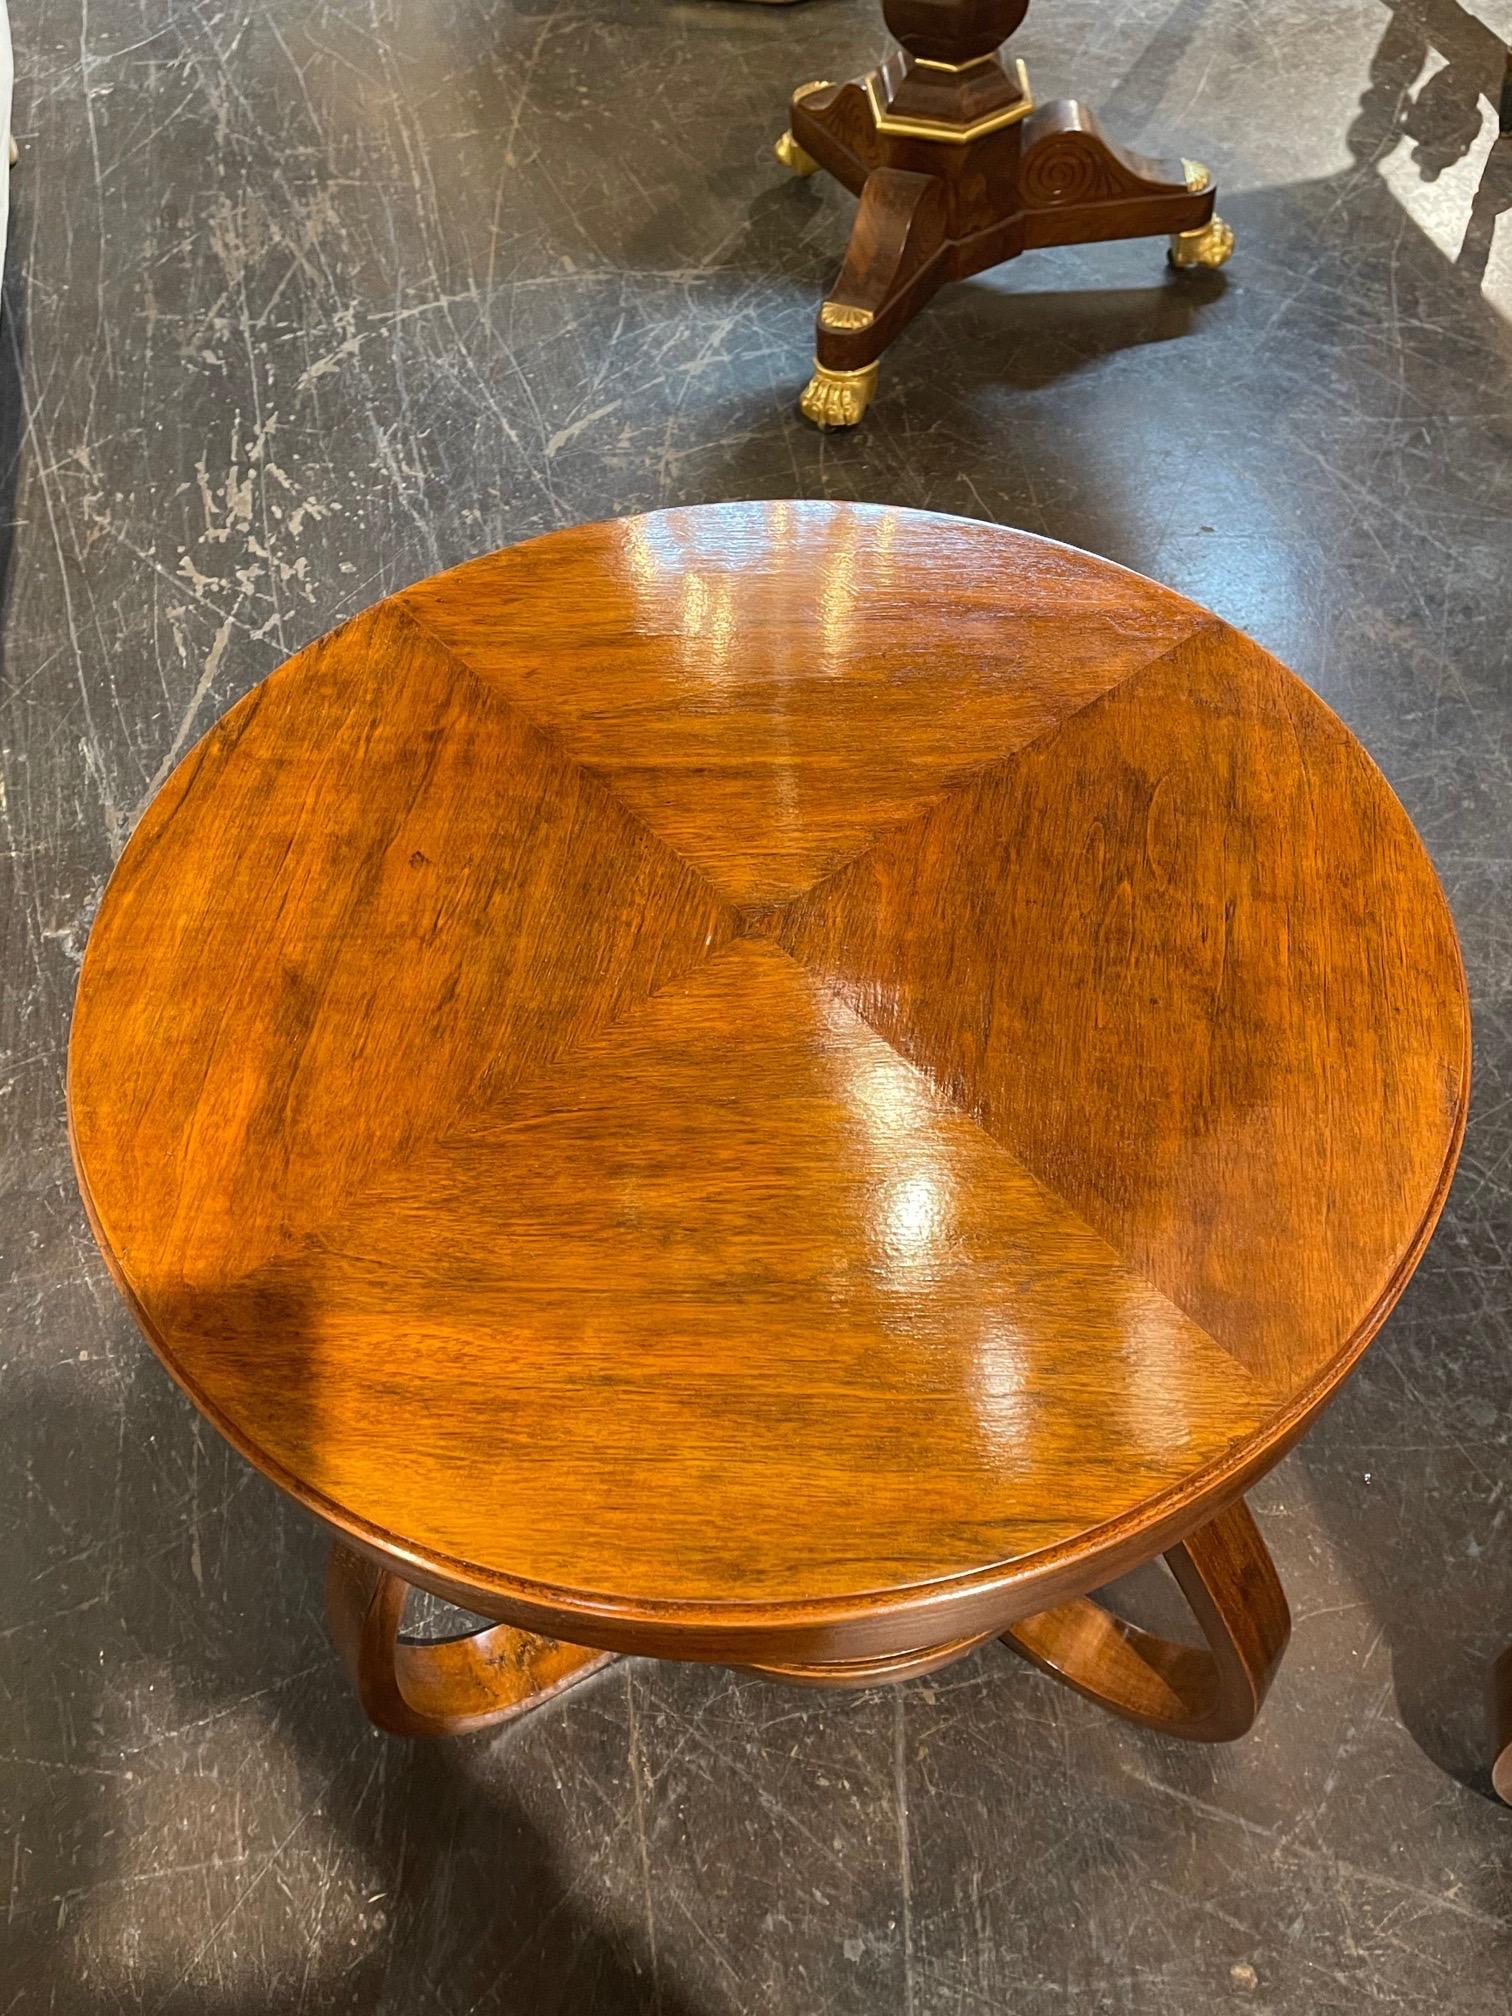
[1168,215,1235,271]
[798,360,879,430]
[775,130,819,177]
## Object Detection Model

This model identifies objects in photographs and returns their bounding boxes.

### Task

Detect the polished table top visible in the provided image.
[68,502,1469,1655]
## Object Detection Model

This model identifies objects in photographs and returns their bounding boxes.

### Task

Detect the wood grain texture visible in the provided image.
[399,502,1206,904]
[1001,1497,1291,1741]
[69,599,732,1286]
[774,622,1470,1390]
[69,503,1469,1668]
[173,938,1276,1610]
[325,1540,616,1739]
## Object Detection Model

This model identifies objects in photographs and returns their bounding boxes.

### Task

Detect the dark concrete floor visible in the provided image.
[4,0,1512,2008]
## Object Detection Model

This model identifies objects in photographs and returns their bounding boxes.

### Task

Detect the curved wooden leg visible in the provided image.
[1000,1498,1290,1742]
[800,166,949,428]
[325,1542,617,1738]
[1491,1646,1512,1801]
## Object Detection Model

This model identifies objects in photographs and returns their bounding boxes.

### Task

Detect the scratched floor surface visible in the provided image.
[4,0,1512,2009]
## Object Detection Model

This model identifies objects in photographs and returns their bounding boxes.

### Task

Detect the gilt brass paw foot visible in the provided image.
[798,360,879,429]
[1168,215,1235,271]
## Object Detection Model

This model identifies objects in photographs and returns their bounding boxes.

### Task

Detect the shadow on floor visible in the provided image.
[1351,0,1512,283]
[1291,1231,1512,1804]
[6,1365,693,2016]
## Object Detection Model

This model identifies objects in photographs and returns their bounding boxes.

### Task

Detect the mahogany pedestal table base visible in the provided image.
[69,503,1469,1748]
[773,0,1235,427]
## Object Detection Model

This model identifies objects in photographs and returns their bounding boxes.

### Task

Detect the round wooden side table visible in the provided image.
[69,503,1470,1743]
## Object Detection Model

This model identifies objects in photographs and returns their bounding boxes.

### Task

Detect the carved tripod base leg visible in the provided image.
[325,1543,617,1739]
[1002,1498,1290,1741]
[779,45,1234,428]
[799,164,950,428]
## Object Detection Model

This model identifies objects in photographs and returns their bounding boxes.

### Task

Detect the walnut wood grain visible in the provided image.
[773,622,1470,1391]
[68,600,730,1288]
[399,503,1204,906]
[1001,1498,1290,1740]
[185,936,1275,1616]
[69,502,1468,1705]
[325,1541,616,1739]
